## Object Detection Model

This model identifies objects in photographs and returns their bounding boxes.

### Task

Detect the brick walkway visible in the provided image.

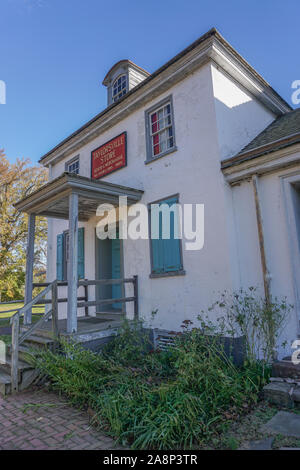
[0,389,121,450]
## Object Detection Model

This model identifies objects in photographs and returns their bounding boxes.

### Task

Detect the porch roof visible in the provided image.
[14,172,144,221]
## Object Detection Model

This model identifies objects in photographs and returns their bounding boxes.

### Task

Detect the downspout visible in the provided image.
[252,174,271,304]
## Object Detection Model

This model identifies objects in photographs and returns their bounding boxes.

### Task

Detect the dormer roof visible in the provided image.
[102,59,150,86]
[102,59,150,106]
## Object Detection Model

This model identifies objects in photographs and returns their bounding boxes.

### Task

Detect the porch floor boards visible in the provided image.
[23,313,125,337]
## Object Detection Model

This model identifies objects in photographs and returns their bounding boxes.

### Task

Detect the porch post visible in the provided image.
[24,213,36,325]
[67,192,78,334]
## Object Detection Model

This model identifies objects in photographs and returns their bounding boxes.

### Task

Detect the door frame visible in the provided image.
[95,225,125,314]
[281,173,300,330]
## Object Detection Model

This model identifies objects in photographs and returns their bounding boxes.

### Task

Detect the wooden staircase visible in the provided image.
[0,281,58,396]
[0,334,55,396]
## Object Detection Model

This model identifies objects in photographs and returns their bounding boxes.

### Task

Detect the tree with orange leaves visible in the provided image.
[0,149,48,301]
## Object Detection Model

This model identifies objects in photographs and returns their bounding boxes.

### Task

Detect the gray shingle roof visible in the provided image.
[238,108,300,155]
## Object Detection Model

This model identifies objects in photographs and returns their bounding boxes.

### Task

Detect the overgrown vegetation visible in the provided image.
[28,290,293,448]
[198,288,292,364]
[32,318,271,449]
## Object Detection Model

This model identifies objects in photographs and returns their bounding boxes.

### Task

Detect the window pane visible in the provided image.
[151,112,157,123]
[160,139,166,152]
[149,101,174,158]
[152,122,158,134]
[158,109,163,120]
[167,137,173,148]
[153,145,160,155]
[112,74,127,101]
[68,158,79,174]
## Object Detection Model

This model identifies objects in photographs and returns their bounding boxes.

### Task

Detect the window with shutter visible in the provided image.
[150,196,183,276]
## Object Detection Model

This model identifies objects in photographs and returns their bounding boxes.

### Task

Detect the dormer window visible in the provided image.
[112,74,127,102]
[103,60,150,106]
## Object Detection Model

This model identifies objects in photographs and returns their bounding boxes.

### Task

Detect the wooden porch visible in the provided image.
[7,172,144,392]
[21,312,126,346]
[14,172,144,334]
[30,313,124,336]
[8,276,138,393]
[21,276,139,342]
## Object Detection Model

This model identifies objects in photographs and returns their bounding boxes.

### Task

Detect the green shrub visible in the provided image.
[33,322,270,449]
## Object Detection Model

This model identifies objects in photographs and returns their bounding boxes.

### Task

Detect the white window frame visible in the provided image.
[112,74,127,102]
[145,95,177,163]
[65,155,80,175]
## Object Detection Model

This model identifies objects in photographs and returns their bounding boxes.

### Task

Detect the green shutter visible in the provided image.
[151,210,164,273]
[78,227,85,279]
[56,233,64,281]
[151,238,165,273]
[163,198,181,272]
[151,197,182,274]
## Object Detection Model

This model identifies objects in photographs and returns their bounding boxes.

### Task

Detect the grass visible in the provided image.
[0,303,44,319]
[0,313,43,328]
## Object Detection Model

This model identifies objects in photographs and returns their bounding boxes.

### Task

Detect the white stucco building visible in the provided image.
[15,28,300,357]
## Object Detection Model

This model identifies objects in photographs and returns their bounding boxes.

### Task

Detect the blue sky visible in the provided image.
[1,0,300,164]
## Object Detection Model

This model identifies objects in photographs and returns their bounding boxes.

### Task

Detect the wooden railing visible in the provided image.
[10,281,59,394]
[32,276,139,320]
[8,276,138,393]
[76,276,138,319]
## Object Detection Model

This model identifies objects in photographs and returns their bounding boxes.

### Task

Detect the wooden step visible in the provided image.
[0,348,34,386]
[0,363,40,396]
[0,370,11,396]
[20,323,55,340]
[0,354,33,377]
[23,334,54,349]
[6,344,35,363]
[19,368,40,392]
[1,333,54,396]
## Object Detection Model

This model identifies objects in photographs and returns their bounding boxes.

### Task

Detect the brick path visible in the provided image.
[0,389,121,450]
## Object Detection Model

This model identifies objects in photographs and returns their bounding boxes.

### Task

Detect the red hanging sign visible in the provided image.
[91,132,127,179]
